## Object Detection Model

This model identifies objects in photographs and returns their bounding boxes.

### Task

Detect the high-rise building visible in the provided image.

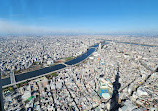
[0,70,4,111]
[99,43,101,53]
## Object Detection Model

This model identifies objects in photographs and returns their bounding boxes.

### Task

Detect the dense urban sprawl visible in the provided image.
[1,35,158,111]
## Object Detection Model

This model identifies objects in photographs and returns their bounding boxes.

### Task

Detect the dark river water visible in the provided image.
[2,41,156,87]
[2,44,99,86]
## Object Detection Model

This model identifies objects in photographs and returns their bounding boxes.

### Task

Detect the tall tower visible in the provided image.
[10,70,16,84]
[98,43,101,53]
[0,69,4,111]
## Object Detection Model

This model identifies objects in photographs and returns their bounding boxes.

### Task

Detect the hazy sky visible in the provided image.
[0,0,158,34]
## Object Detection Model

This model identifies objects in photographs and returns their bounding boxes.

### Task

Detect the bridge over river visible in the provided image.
[1,43,100,88]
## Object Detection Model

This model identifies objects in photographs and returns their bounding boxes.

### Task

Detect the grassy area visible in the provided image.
[45,72,58,80]
[32,61,39,65]
[65,56,74,61]
[14,70,20,74]
[75,64,80,67]
[83,60,88,63]
[1,74,9,79]
[3,86,14,93]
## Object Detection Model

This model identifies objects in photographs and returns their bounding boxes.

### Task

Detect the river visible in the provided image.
[2,41,156,87]
[2,44,99,86]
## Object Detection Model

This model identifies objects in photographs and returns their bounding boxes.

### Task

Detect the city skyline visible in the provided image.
[0,0,158,34]
[1,1,158,110]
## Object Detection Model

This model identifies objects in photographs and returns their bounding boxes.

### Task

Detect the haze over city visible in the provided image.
[0,0,158,111]
[0,0,158,34]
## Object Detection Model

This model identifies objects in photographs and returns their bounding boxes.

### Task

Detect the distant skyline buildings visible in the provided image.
[0,0,158,35]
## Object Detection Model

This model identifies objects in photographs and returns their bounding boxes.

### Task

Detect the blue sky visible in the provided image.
[0,0,158,34]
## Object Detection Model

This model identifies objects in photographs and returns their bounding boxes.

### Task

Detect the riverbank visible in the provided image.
[2,43,100,87]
